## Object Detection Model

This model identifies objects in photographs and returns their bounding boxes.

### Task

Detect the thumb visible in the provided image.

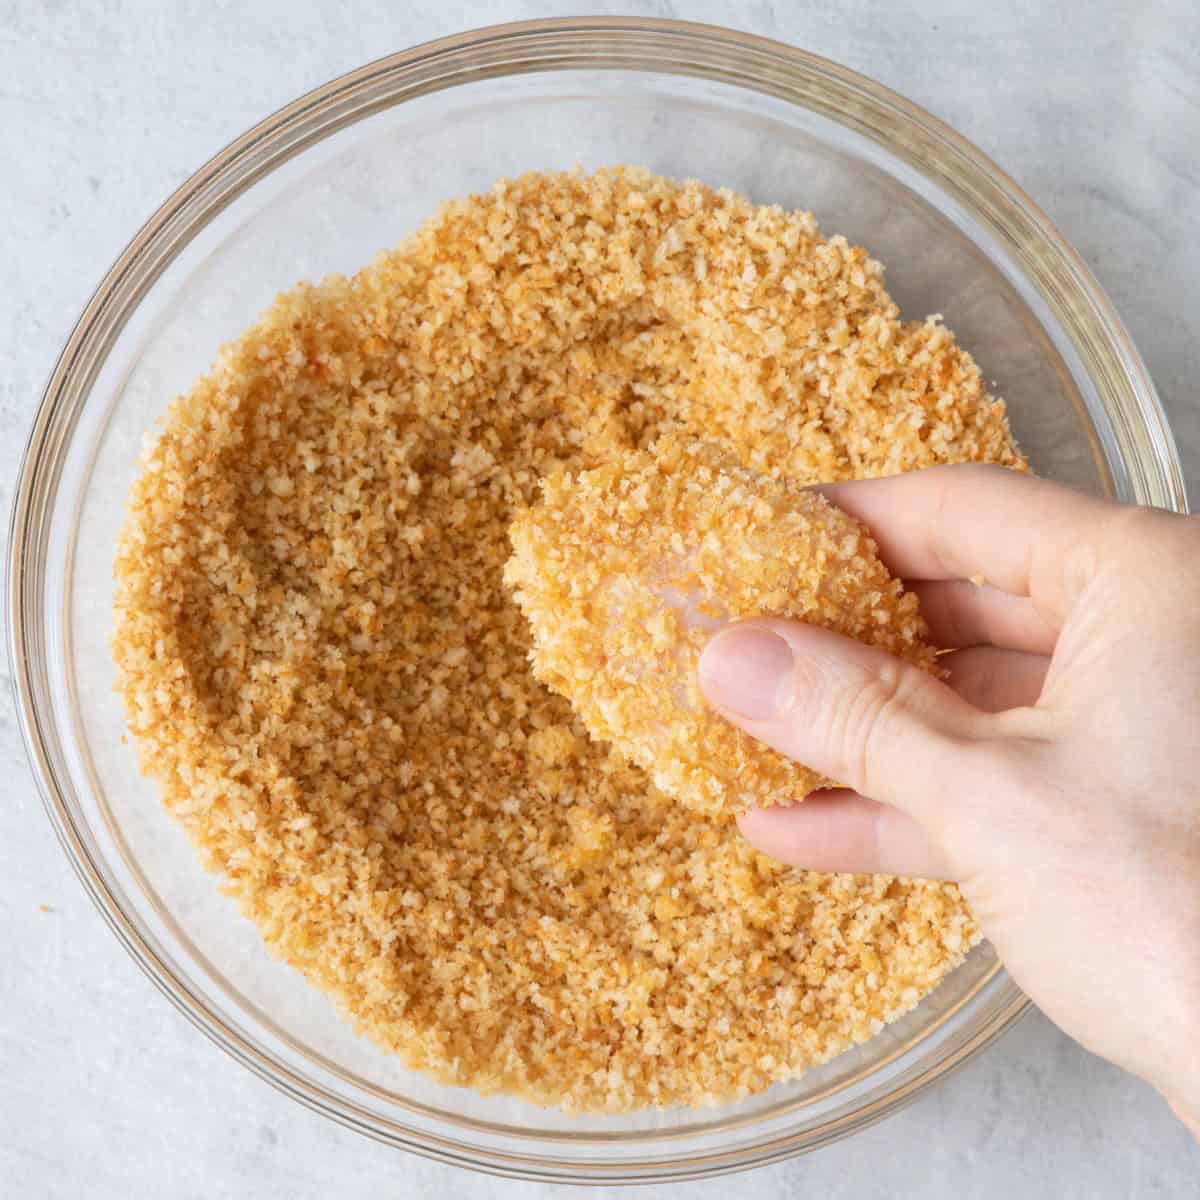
[697,618,975,820]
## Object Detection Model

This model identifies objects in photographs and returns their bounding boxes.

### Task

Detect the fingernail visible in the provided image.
[698,625,795,721]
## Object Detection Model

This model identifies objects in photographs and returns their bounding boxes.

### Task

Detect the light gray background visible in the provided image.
[3,2,1199,1196]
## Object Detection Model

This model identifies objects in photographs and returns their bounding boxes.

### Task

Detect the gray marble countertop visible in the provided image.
[3,2,1199,1197]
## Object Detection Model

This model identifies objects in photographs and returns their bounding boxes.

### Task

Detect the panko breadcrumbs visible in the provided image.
[113,167,1020,1113]
[506,438,938,815]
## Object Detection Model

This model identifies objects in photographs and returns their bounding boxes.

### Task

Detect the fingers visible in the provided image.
[817,465,1113,622]
[942,646,1049,712]
[698,618,978,818]
[729,645,1046,877]
[911,579,1059,654]
[738,791,952,879]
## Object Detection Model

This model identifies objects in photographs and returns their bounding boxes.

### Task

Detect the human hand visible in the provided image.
[696,464,1200,1129]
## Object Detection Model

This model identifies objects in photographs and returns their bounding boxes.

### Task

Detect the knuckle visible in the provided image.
[828,660,914,794]
[1090,507,1200,613]
[927,464,1010,574]
[1100,505,1193,569]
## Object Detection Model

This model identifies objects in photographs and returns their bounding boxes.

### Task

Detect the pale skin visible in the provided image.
[695,464,1200,1136]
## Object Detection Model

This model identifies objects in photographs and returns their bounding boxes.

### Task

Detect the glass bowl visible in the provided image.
[8,17,1186,1185]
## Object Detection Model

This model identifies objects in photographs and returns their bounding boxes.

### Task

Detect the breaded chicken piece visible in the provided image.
[506,438,938,815]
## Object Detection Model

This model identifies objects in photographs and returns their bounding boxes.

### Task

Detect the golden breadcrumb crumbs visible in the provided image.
[506,439,938,815]
[113,167,1018,1114]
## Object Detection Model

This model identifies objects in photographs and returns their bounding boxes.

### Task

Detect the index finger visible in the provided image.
[816,464,1112,622]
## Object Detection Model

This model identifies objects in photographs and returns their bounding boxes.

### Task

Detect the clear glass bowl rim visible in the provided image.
[7,16,1187,1185]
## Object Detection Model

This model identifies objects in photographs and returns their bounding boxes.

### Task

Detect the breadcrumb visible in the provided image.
[506,439,937,814]
[112,167,1016,1113]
